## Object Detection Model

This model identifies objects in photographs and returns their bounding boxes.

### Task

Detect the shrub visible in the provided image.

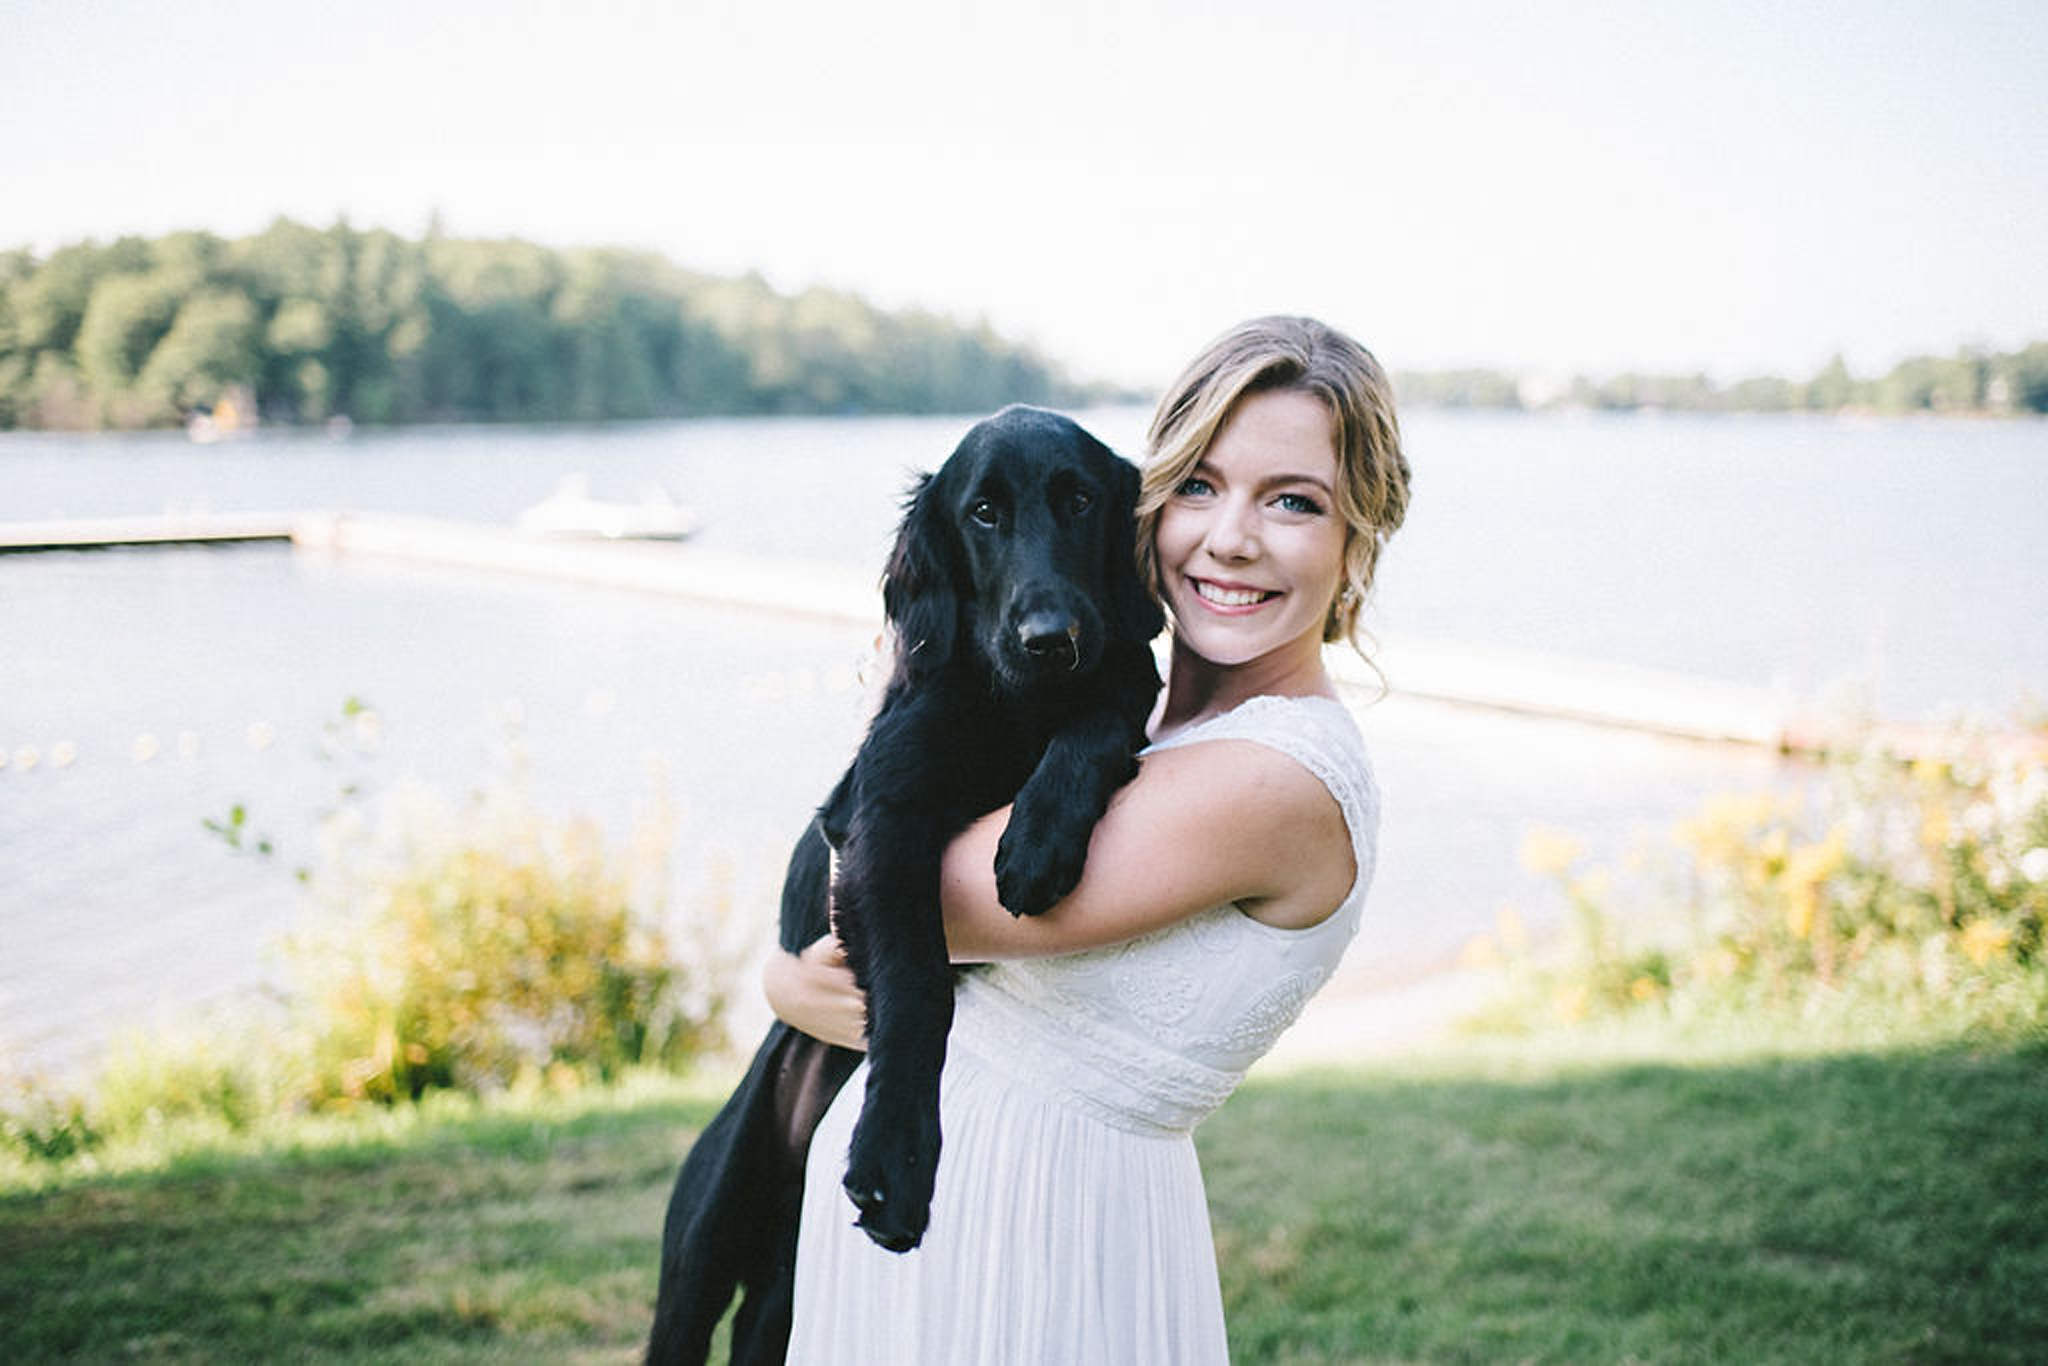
[284,774,733,1105]
[286,778,733,1106]
[1469,718,2048,1045]
[2,766,745,1168]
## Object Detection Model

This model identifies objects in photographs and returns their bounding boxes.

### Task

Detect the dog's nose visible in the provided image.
[1018,611,1081,665]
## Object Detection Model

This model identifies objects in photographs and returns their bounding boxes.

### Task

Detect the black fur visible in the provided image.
[646,406,1163,1364]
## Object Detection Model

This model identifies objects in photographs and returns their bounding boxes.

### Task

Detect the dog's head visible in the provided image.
[883,405,1162,692]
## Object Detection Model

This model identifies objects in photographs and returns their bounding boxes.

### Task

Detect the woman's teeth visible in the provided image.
[1195,581,1273,607]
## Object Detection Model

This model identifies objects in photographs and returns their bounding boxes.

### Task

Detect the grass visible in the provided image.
[0,1074,732,1364]
[1212,1036,2048,1364]
[4,1031,2045,1363]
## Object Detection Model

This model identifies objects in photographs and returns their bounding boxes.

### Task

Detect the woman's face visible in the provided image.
[1153,388,1348,674]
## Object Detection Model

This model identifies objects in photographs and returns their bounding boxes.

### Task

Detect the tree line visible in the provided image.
[0,220,1112,431]
[1395,344,2048,417]
[4,220,2043,431]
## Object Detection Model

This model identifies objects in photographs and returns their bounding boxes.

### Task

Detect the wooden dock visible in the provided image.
[0,511,299,552]
[0,509,1834,754]
[291,511,883,626]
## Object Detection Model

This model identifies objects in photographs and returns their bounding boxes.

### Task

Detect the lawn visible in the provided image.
[3,1033,2044,1363]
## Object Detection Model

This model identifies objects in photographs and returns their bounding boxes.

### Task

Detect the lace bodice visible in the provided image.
[949,694,1379,1136]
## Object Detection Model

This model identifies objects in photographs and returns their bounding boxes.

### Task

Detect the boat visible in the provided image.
[516,474,700,541]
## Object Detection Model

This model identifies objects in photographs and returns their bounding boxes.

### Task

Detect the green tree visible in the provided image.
[137,287,261,414]
[74,270,186,424]
[1997,343,2048,413]
[1803,354,1859,411]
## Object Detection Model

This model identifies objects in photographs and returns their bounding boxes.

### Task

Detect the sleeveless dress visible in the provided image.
[785,694,1381,1365]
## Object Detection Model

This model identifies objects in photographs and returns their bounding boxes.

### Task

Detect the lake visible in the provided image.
[3,407,2043,1074]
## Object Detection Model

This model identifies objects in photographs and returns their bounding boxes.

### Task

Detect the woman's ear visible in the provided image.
[881,470,960,672]
[1104,457,1165,644]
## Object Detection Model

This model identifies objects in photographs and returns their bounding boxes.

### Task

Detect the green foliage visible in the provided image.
[285,780,728,1106]
[0,220,1097,430]
[0,762,742,1168]
[1391,342,2048,416]
[1472,720,2048,1045]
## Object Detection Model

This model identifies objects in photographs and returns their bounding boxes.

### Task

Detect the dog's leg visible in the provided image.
[646,810,860,1365]
[644,1026,791,1365]
[994,657,1156,915]
[831,812,954,1253]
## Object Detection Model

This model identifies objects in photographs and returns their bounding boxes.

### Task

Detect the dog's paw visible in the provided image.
[994,824,1087,917]
[842,1108,939,1253]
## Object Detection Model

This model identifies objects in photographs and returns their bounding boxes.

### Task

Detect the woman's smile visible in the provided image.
[1188,577,1280,610]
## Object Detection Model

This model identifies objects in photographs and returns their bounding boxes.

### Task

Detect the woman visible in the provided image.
[771,315,1411,1363]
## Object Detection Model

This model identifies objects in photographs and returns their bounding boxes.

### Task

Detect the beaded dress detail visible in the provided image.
[787,694,1379,1366]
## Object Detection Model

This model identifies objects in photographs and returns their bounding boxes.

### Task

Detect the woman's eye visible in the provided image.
[1174,476,1213,497]
[968,500,1000,527]
[1274,492,1325,516]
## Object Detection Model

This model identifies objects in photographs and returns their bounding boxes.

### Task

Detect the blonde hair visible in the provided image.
[1137,315,1411,651]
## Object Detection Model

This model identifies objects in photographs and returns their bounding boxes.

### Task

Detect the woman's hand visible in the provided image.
[762,932,868,1051]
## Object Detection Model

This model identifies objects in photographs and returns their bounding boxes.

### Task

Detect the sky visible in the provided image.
[3,0,2043,390]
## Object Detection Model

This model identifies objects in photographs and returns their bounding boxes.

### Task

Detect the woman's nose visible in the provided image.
[1203,498,1260,560]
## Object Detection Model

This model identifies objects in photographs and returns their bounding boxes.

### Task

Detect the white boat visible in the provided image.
[516,474,700,540]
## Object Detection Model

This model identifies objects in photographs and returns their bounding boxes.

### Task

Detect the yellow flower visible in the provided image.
[1460,934,1501,969]
[1782,827,1848,940]
[1628,976,1662,1002]
[1552,983,1591,1023]
[1959,920,2012,967]
[1520,827,1587,878]
[1786,884,1819,941]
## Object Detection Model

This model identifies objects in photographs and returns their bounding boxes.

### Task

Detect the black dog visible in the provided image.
[646,405,1163,1364]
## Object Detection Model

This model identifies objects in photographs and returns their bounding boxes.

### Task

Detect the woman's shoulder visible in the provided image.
[1149,694,1375,804]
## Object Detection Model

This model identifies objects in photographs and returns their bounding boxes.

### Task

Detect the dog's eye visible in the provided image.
[1069,491,1094,515]
[968,499,1000,528]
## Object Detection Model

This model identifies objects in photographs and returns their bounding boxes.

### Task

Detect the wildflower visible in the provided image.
[1628,976,1661,1002]
[1460,934,1501,969]
[2021,848,2048,884]
[1911,756,1951,790]
[1959,919,2012,967]
[1519,827,1586,878]
[1783,828,1848,940]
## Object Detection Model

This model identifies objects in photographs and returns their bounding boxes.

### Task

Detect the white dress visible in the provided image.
[786,694,1380,1365]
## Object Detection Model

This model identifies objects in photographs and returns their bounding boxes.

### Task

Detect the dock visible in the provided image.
[0,510,299,552]
[0,509,1862,755]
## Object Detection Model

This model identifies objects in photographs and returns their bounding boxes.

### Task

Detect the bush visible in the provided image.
[1469,717,2048,1046]
[1,767,745,1169]
[286,779,729,1106]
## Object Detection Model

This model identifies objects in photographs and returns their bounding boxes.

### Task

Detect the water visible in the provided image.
[3,408,2043,1073]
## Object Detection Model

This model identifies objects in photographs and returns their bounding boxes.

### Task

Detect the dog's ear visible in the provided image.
[1103,455,1165,644]
[882,470,961,674]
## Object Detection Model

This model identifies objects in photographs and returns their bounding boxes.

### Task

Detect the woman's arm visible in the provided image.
[765,735,1357,1035]
[943,737,1356,960]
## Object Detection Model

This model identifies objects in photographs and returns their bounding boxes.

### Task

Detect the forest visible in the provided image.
[1399,345,2048,417]
[0,220,1108,431]
[2,219,2043,431]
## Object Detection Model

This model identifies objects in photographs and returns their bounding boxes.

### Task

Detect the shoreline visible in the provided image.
[0,508,1912,755]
